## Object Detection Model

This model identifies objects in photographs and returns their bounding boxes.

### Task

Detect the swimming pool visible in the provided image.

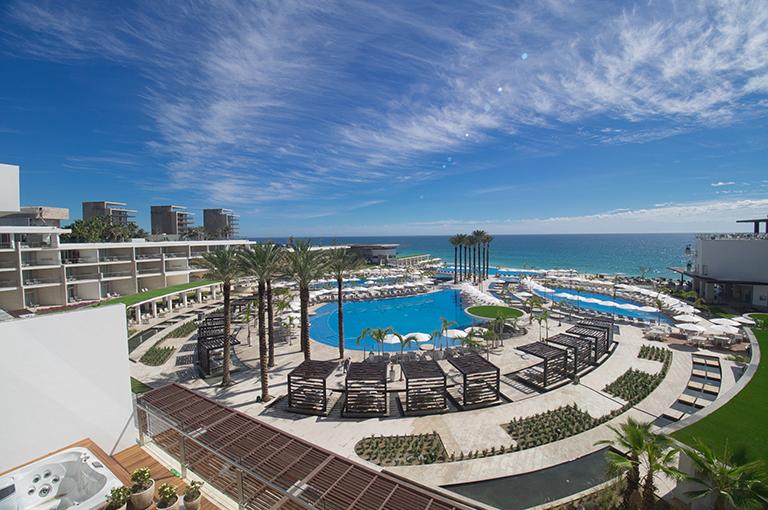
[534,287,671,323]
[310,289,475,352]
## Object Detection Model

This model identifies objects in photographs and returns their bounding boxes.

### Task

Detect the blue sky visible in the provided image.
[1,0,767,236]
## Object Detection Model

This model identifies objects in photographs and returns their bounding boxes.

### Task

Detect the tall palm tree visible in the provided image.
[484,234,493,279]
[438,316,457,351]
[357,327,393,356]
[191,248,243,387]
[396,333,415,379]
[462,234,470,281]
[640,432,681,509]
[471,230,485,284]
[326,247,365,359]
[456,234,468,281]
[684,442,768,510]
[284,240,328,360]
[596,417,654,509]
[449,235,462,284]
[239,243,284,400]
[472,230,487,282]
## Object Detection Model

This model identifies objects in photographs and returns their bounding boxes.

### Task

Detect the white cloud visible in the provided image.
[711,181,736,187]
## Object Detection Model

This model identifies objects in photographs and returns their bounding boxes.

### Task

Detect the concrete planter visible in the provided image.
[183,495,202,510]
[156,496,179,510]
[130,480,155,510]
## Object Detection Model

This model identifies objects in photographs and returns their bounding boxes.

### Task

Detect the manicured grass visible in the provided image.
[130,377,154,394]
[96,280,216,307]
[466,305,524,320]
[673,314,768,464]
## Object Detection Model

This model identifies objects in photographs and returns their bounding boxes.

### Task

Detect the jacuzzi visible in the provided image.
[0,447,123,510]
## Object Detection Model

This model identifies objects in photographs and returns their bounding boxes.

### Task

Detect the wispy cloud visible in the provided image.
[711,181,736,187]
[4,0,768,212]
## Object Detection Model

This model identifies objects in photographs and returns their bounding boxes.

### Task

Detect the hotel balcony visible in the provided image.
[137,268,163,276]
[0,279,18,291]
[98,255,133,263]
[100,270,133,280]
[66,273,100,283]
[136,253,162,261]
[63,257,100,265]
[23,275,61,287]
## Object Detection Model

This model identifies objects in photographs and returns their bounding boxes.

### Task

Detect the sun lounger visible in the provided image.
[678,394,697,406]
[703,384,719,395]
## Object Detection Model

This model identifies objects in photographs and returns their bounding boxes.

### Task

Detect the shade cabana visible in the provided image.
[547,333,593,374]
[196,334,240,376]
[577,319,614,343]
[446,353,500,410]
[344,362,388,417]
[516,341,569,390]
[567,324,610,360]
[287,359,338,415]
[401,360,447,415]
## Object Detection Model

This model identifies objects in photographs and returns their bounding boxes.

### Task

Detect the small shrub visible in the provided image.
[156,483,177,509]
[130,467,152,493]
[140,341,175,366]
[105,487,131,510]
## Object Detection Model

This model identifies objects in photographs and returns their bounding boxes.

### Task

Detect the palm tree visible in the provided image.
[472,230,487,283]
[357,327,393,356]
[438,316,457,351]
[397,333,415,379]
[575,286,585,310]
[462,234,470,281]
[484,234,493,279]
[243,301,253,347]
[596,417,654,509]
[191,248,243,387]
[640,432,681,509]
[684,442,768,510]
[326,247,365,359]
[284,240,328,360]
[449,235,462,284]
[239,243,284,400]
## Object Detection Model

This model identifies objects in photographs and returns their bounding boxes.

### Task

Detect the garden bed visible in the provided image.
[355,433,448,466]
[638,345,670,362]
[139,340,176,366]
[604,347,671,405]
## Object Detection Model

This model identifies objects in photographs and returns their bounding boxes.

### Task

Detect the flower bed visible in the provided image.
[638,345,670,362]
[506,404,608,450]
[604,347,671,405]
[355,433,448,466]
[139,340,175,366]
[165,320,197,338]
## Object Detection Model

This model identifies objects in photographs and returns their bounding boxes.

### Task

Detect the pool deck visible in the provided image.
[129,279,744,493]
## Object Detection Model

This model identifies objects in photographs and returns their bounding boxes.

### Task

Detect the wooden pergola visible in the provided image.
[567,324,610,361]
[547,333,593,374]
[401,360,447,415]
[447,353,500,410]
[287,360,338,416]
[136,384,471,510]
[196,334,240,376]
[516,341,569,390]
[344,362,388,417]
[577,319,614,343]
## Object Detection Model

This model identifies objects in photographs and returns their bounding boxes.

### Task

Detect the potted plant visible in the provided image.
[105,486,131,510]
[130,467,155,510]
[156,483,178,510]
[183,481,204,510]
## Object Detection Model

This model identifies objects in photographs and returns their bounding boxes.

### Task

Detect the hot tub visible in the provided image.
[0,447,123,510]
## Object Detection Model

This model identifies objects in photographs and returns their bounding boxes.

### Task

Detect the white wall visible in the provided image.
[0,163,20,212]
[0,305,137,472]
[696,238,768,282]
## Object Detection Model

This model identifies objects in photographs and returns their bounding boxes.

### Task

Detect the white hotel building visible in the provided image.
[0,164,252,312]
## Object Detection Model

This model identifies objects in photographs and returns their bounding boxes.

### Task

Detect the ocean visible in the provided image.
[250,233,695,278]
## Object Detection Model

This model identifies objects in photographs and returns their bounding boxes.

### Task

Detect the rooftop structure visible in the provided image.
[203,208,239,239]
[82,200,137,225]
[348,243,399,265]
[151,205,194,236]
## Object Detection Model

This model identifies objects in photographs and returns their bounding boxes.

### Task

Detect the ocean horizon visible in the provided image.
[249,233,694,279]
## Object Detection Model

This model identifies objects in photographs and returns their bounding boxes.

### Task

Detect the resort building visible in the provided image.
[677,216,768,309]
[82,200,137,225]
[150,204,194,236]
[203,208,239,239]
[348,243,399,264]
[390,253,440,267]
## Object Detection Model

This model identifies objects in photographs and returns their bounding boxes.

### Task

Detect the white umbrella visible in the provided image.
[710,318,742,327]
[383,333,402,344]
[638,305,660,313]
[515,291,533,298]
[404,332,431,343]
[708,324,740,335]
[464,326,487,335]
[733,316,756,325]
[678,323,707,333]
[674,314,703,323]
[444,329,467,339]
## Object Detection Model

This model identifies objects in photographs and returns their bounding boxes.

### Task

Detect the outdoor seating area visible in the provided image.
[547,333,594,374]
[344,362,388,417]
[287,359,339,416]
[400,360,448,415]
[309,278,434,304]
[515,341,570,390]
[446,353,501,410]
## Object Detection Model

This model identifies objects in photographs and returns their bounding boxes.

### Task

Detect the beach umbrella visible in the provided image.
[708,324,740,335]
[678,323,707,333]
[383,334,401,344]
[710,318,742,327]
[515,291,533,298]
[444,329,467,339]
[464,326,487,335]
[733,316,756,325]
[673,314,703,323]
[638,305,659,313]
[404,332,431,343]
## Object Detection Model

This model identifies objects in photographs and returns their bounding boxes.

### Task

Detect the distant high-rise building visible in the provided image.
[203,208,239,239]
[150,205,194,236]
[82,201,136,225]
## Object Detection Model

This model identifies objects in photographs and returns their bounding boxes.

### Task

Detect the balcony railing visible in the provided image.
[137,268,162,275]
[0,280,17,288]
[63,257,99,265]
[20,242,54,249]
[0,242,14,249]
[21,260,60,268]
[99,255,133,262]
[24,276,61,286]
[101,271,133,278]
[164,253,188,259]
[137,254,162,260]
[66,274,99,282]
[696,233,768,240]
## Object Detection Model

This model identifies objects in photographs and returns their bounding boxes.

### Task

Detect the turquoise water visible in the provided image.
[310,289,475,352]
[253,234,693,278]
[535,287,671,323]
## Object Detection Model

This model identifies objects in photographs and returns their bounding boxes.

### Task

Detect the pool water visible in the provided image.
[535,287,671,323]
[310,289,475,352]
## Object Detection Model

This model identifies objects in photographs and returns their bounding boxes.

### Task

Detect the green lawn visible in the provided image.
[673,314,768,464]
[96,280,216,307]
[466,305,524,320]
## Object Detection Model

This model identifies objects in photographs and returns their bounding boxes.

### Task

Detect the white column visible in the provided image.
[196,289,202,303]
[182,293,188,307]
[151,301,158,318]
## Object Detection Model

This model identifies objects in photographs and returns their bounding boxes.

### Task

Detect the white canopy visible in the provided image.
[678,323,707,333]
[383,333,402,344]
[464,326,487,335]
[444,329,468,339]
[733,316,756,325]
[404,332,432,343]
[710,318,742,327]
[674,314,703,323]
[708,324,740,335]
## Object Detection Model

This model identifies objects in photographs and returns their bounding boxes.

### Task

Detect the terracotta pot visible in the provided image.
[156,496,179,510]
[130,480,155,510]
[183,495,201,510]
